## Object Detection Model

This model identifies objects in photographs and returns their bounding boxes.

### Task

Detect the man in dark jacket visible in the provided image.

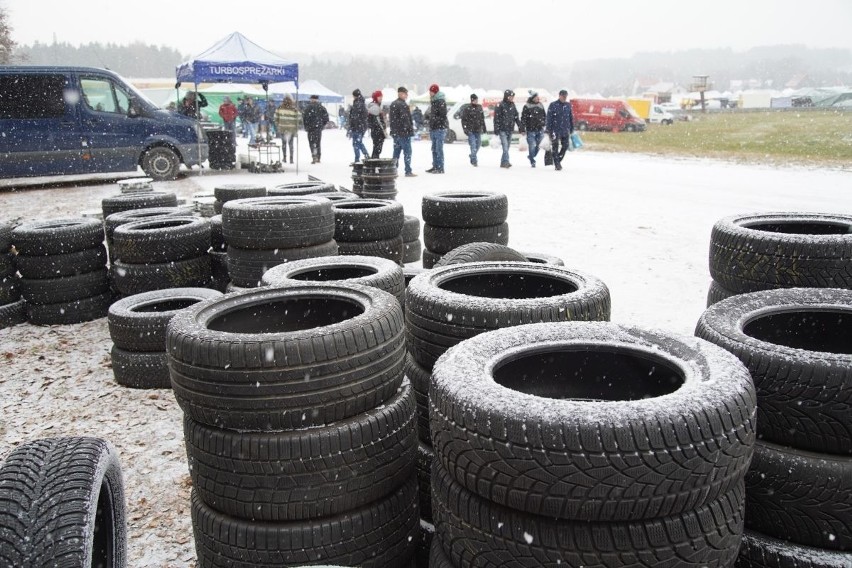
[546,89,575,171]
[460,93,487,166]
[426,83,448,173]
[302,95,329,164]
[178,91,208,119]
[349,89,369,162]
[521,91,547,167]
[493,89,522,168]
[389,86,416,177]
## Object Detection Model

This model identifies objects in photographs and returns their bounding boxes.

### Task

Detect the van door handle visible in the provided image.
[61,121,77,129]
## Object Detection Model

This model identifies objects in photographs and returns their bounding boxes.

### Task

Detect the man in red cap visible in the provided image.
[426,83,447,173]
[368,90,387,158]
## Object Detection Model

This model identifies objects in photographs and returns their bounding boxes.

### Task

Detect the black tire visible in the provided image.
[0,221,12,251]
[422,192,508,228]
[112,217,211,264]
[26,291,113,325]
[222,196,335,250]
[110,256,211,297]
[417,442,434,522]
[167,283,406,430]
[695,288,852,454]
[744,440,851,550]
[226,241,339,288]
[268,181,336,196]
[213,183,267,202]
[332,199,405,242]
[312,191,356,202]
[191,476,418,568]
[707,279,737,306]
[209,215,225,252]
[0,253,11,274]
[208,251,229,292]
[14,246,107,279]
[108,287,222,352]
[709,212,852,293]
[423,222,510,254]
[141,147,180,181]
[103,206,195,244]
[429,537,454,568]
[735,530,852,568]
[18,269,110,305]
[0,299,26,330]
[405,262,612,370]
[577,121,589,131]
[402,215,421,242]
[0,437,127,567]
[419,521,436,568]
[518,250,565,266]
[338,236,404,265]
[0,271,20,305]
[422,249,442,269]
[433,242,527,267]
[405,354,432,445]
[110,346,170,389]
[430,322,756,521]
[445,129,457,143]
[11,217,104,256]
[184,380,416,521]
[432,462,745,568]
[101,192,179,218]
[261,254,404,305]
[403,238,422,264]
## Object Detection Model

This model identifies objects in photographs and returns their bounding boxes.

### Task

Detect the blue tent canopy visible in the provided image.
[176,32,298,86]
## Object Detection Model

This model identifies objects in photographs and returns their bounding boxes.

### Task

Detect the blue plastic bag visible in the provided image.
[571,131,584,149]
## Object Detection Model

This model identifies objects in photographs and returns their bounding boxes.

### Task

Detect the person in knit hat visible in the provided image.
[367,90,387,159]
[521,90,547,167]
[426,83,447,173]
[348,88,369,162]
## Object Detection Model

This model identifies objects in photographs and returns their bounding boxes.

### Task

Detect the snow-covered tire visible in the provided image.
[221,196,335,250]
[110,346,170,389]
[707,279,737,306]
[402,215,421,242]
[421,191,508,228]
[403,239,422,264]
[0,299,26,329]
[167,283,405,430]
[405,262,611,370]
[11,218,104,256]
[0,271,20,305]
[417,442,434,522]
[423,222,509,254]
[422,249,442,269]
[226,241,338,288]
[26,291,113,326]
[184,380,416,521]
[13,246,107,279]
[208,251,229,292]
[709,212,852,293]
[18,269,110,305]
[108,288,222,351]
[111,217,210,264]
[735,530,852,568]
[405,354,432,444]
[433,242,526,267]
[267,181,336,196]
[0,222,12,251]
[103,206,194,244]
[0,437,127,568]
[190,476,418,568]
[744,440,851,550]
[101,192,178,218]
[111,256,211,297]
[332,199,405,242]
[337,235,404,265]
[261,254,404,305]
[432,462,745,568]
[518,250,565,266]
[213,183,267,202]
[695,288,852,454]
[429,537,454,568]
[209,215,225,252]
[431,322,756,521]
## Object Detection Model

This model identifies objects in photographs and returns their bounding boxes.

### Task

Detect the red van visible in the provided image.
[571,99,647,132]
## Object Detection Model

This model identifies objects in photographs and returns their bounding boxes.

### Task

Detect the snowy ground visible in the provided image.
[1,129,850,567]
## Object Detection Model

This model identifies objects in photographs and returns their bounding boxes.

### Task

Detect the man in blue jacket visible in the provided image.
[545,89,575,171]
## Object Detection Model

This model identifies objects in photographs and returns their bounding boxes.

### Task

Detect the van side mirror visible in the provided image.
[128,97,140,117]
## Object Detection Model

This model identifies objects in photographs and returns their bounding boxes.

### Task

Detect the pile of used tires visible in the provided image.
[332,199,406,264]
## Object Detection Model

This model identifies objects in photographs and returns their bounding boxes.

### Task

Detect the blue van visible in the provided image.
[0,66,208,180]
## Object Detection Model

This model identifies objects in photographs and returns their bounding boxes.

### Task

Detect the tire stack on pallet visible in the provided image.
[427,321,756,567]
[402,215,422,265]
[361,158,398,200]
[404,262,613,567]
[222,196,338,288]
[12,218,113,325]
[0,221,25,329]
[421,192,510,268]
[212,183,266,215]
[110,216,212,297]
[697,288,852,568]
[332,199,406,265]
[167,284,419,567]
[707,212,852,305]
[108,288,221,389]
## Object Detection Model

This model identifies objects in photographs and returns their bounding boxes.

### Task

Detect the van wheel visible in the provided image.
[625,124,636,132]
[142,147,180,180]
[663,119,673,125]
[577,122,588,131]
[445,130,456,144]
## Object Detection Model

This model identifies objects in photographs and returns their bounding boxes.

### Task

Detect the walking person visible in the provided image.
[546,89,575,171]
[426,83,447,174]
[368,90,387,159]
[218,96,238,144]
[493,89,522,168]
[274,96,300,164]
[303,94,329,164]
[349,89,370,162]
[241,96,261,146]
[460,93,487,166]
[389,86,416,177]
[521,91,547,167]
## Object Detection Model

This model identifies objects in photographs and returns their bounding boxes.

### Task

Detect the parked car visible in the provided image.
[445,101,494,143]
[571,98,647,132]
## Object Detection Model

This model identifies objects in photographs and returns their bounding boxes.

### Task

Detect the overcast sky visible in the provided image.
[6,0,852,63]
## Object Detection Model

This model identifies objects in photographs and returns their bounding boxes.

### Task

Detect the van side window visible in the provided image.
[80,78,130,114]
[0,75,67,119]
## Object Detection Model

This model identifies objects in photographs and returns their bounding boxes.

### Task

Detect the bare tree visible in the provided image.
[0,3,16,63]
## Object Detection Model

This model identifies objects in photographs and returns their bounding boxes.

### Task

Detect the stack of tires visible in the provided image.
[351,161,365,196]
[404,261,612,565]
[222,196,338,288]
[696,288,852,567]
[167,284,419,567]
[429,321,756,567]
[12,218,112,325]
[421,192,510,268]
[110,216,211,297]
[208,215,229,292]
[707,212,852,305]
[212,183,266,214]
[103,206,195,261]
[403,215,422,264]
[0,221,25,329]
[332,199,405,264]
[360,158,398,200]
[101,191,178,220]
[108,288,221,389]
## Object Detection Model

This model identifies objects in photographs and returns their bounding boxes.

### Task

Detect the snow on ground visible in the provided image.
[0,129,850,567]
